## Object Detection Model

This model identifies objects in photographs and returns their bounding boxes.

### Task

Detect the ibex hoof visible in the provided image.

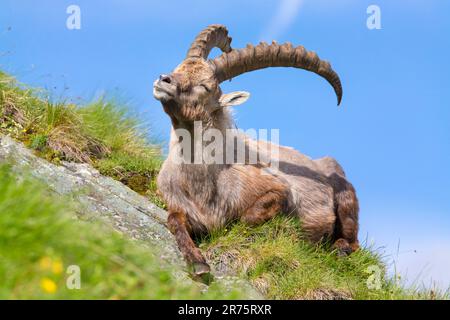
[192,262,211,275]
[190,262,213,284]
[332,238,353,257]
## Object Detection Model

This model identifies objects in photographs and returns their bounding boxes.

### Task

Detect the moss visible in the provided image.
[124,174,151,194]
[93,151,166,208]
[146,178,167,210]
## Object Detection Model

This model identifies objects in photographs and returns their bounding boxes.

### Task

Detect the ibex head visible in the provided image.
[153,24,342,124]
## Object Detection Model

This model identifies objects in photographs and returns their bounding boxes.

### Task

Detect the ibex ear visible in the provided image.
[219,91,250,107]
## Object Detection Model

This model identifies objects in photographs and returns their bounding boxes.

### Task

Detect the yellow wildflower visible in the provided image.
[40,278,57,294]
[52,259,64,275]
[39,257,52,270]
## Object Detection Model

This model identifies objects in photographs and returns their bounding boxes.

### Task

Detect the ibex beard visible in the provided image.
[153,25,359,277]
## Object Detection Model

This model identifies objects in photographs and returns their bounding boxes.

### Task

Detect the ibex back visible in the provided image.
[153,25,359,277]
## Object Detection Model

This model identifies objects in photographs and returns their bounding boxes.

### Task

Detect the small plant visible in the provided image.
[30,134,48,151]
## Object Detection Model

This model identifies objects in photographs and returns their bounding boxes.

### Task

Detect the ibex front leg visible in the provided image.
[167,211,211,277]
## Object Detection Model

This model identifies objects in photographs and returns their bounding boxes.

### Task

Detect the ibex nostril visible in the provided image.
[159,74,172,84]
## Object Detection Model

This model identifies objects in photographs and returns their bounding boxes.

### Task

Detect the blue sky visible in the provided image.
[1,0,449,289]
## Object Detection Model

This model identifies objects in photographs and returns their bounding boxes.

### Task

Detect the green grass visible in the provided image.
[0,70,163,205]
[201,216,448,300]
[0,164,243,299]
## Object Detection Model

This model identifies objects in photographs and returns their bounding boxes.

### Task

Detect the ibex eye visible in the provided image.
[199,84,210,92]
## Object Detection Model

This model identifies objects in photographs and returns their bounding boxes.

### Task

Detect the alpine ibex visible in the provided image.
[153,25,359,276]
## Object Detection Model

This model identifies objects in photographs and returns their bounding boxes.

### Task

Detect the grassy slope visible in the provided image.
[0,164,242,299]
[0,70,165,208]
[202,218,447,299]
[0,71,447,299]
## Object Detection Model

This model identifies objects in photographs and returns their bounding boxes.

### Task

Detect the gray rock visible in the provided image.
[0,134,262,299]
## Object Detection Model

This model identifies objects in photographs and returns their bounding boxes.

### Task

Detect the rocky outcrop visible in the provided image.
[0,134,261,299]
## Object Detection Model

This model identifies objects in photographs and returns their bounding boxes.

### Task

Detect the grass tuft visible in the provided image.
[0,71,164,205]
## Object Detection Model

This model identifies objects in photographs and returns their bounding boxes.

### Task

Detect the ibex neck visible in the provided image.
[168,109,245,165]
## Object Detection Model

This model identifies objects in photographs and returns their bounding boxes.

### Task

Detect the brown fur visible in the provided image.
[167,211,210,275]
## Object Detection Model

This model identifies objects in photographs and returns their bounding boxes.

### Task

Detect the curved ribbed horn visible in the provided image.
[212,41,343,105]
[186,24,233,60]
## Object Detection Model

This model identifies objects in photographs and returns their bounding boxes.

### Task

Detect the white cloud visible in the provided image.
[260,0,304,41]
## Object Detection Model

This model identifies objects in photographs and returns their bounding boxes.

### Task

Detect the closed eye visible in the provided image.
[199,84,210,92]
